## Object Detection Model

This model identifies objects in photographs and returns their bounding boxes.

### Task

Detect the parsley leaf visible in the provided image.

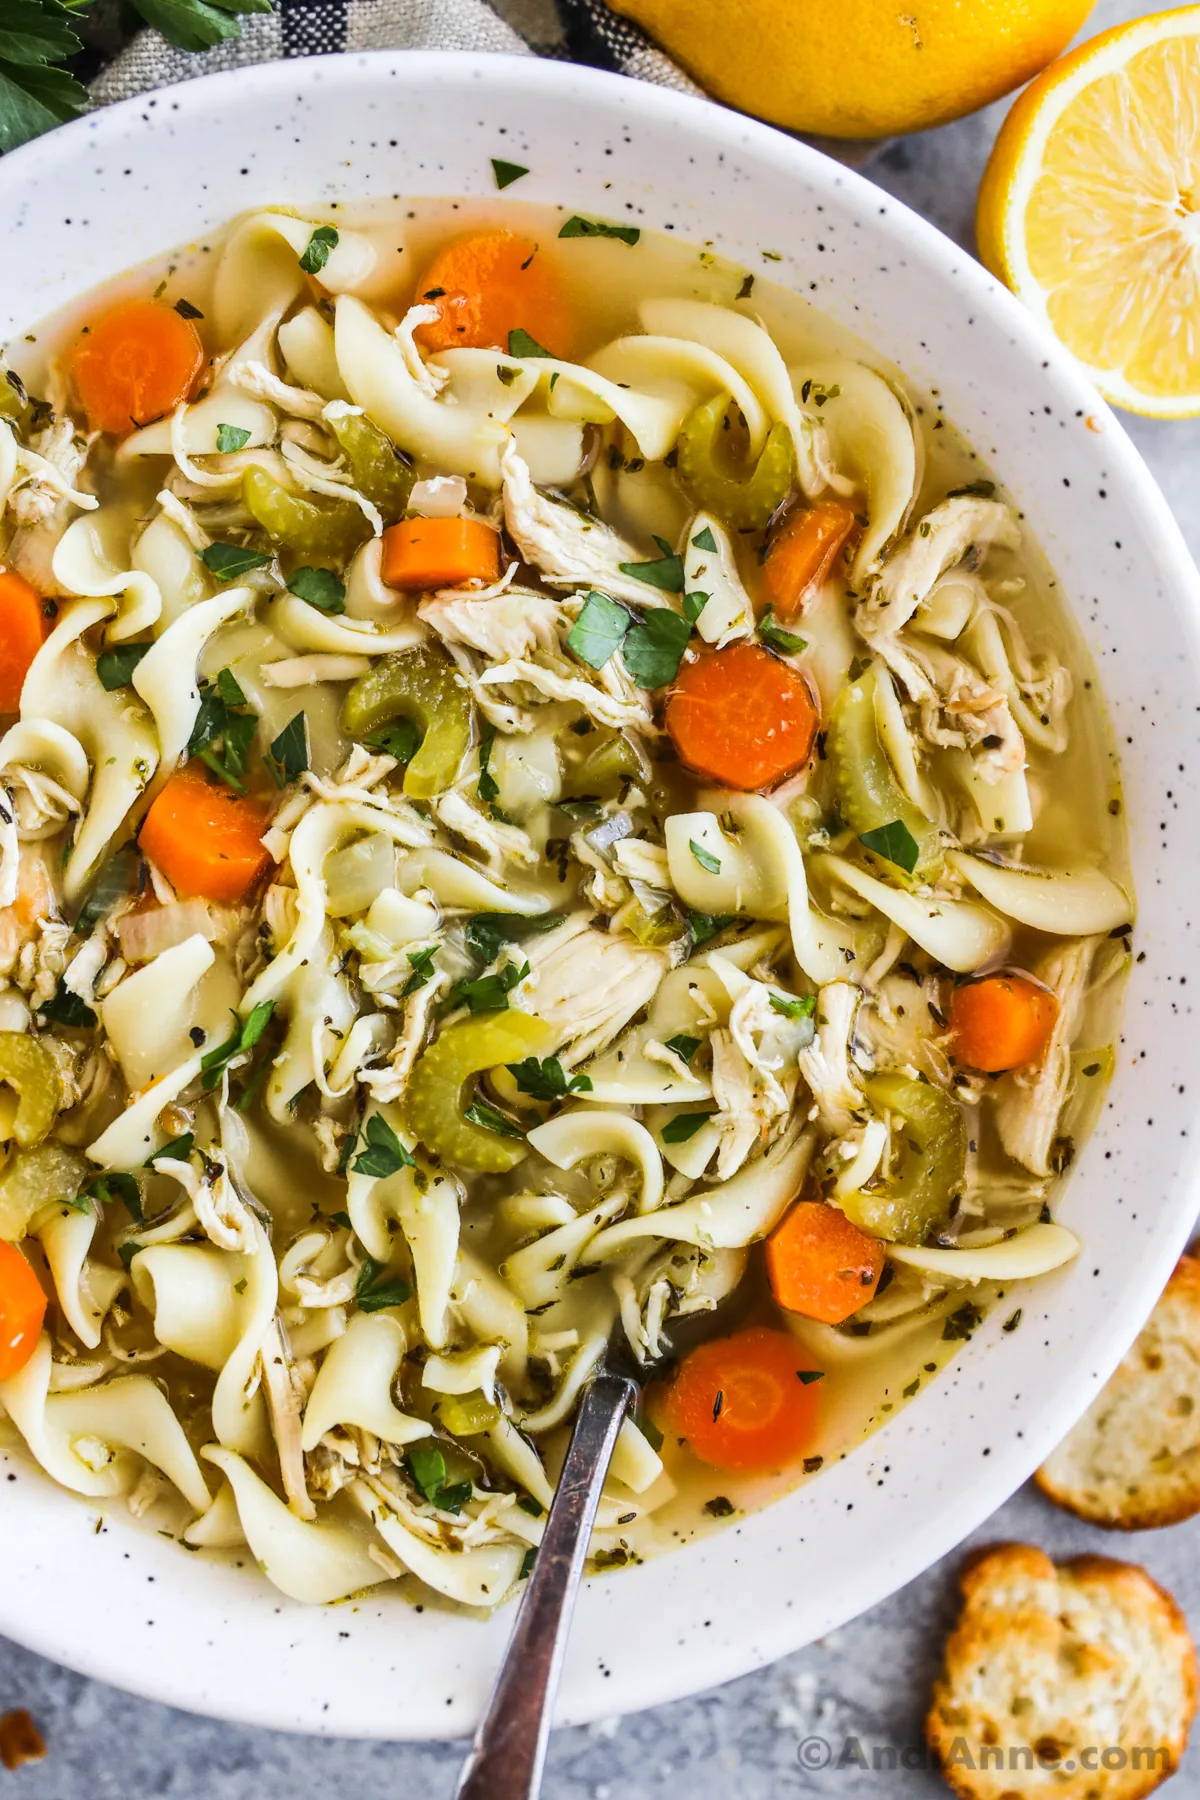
[463,1096,527,1139]
[85,1170,142,1222]
[682,590,708,624]
[505,1055,593,1102]
[661,1110,715,1144]
[758,606,807,656]
[40,979,95,1028]
[463,912,562,966]
[566,591,629,670]
[131,0,271,55]
[215,422,251,454]
[153,1132,195,1164]
[200,1000,276,1090]
[0,6,86,153]
[189,674,258,793]
[74,846,139,937]
[492,159,529,190]
[558,215,640,246]
[400,943,438,998]
[689,838,721,875]
[618,536,683,592]
[299,225,339,275]
[406,1442,472,1513]
[663,1034,700,1063]
[355,1256,411,1313]
[691,525,717,553]
[622,607,691,689]
[446,959,530,1015]
[859,819,920,875]
[769,992,817,1020]
[200,542,271,580]
[267,712,309,787]
[352,1113,416,1180]
[508,327,552,358]
[477,723,500,804]
[96,643,149,691]
[286,567,345,613]
[687,910,732,948]
[363,720,420,764]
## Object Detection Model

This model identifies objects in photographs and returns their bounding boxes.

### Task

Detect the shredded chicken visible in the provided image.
[435,789,538,867]
[501,441,663,606]
[797,980,869,1135]
[860,495,1021,638]
[520,913,672,1066]
[260,1318,316,1520]
[993,937,1100,1177]
[153,1148,258,1254]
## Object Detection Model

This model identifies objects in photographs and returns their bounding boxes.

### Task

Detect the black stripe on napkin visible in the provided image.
[555,0,660,74]
[280,0,349,58]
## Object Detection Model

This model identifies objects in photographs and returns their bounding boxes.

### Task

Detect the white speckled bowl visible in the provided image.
[1,51,1198,1742]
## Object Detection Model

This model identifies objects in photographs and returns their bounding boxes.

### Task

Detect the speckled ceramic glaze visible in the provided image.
[0,51,1198,1743]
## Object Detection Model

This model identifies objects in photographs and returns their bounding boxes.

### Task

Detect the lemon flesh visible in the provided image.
[978,8,1200,416]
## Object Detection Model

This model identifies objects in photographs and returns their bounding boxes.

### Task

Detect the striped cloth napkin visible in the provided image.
[90,0,704,110]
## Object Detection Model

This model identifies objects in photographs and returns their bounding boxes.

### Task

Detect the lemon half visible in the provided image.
[978,7,1200,417]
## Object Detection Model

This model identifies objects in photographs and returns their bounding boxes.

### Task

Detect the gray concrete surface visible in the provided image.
[4,1,1199,1793]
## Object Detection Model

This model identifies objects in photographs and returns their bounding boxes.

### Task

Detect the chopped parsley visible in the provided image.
[508,327,552,358]
[96,643,148,691]
[491,158,529,190]
[769,992,816,1020]
[40,980,95,1028]
[363,719,420,764]
[622,606,691,689]
[691,525,717,553]
[215,422,251,454]
[299,225,339,276]
[188,668,257,793]
[354,1256,411,1313]
[352,1113,417,1180]
[858,819,920,875]
[287,566,345,613]
[687,910,731,948]
[400,944,439,998]
[682,590,708,624]
[663,1034,700,1063]
[85,1170,142,1222]
[446,959,530,1015]
[566,591,629,670]
[200,542,271,581]
[758,606,807,656]
[477,723,500,805]
[505,1055,593,1103]
[406,1442,472,1514]
[173,298,203,320]
[463,1096,527,1139]
[618,536,683,593]
[558,216,640,246]
[266,712,310,787]
[200,1000,275,1090]
[689,838,721,875]
[463,912,563,967]
[661,1110,715,1144]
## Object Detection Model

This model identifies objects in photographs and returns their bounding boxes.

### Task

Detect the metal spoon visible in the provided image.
[454,1367,636,1800]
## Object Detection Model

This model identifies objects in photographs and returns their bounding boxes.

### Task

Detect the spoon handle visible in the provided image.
[454,1371,636,1800]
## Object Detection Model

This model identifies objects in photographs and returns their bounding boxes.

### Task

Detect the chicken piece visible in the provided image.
[419,589,564,663]
[616,1244,747,1364]
[796,979,869,1136]
[858,965,951,1084]
[435,789,538,868]
[9,415,96,526]
[859,495,1020,638]
[362,970,447,1103]
[993,937,1099,1177]
[153,1148,257,1254]
[229,359,325,420]
[520,913,671,1066]
[501,441,662,606]
[707,974,809,1178]
[259,1317,316,1520]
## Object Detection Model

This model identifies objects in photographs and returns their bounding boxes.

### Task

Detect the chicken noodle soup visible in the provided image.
[0,199,1131,1607]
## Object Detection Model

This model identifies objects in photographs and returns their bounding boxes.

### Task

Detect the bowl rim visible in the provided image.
[2,46,1199,1741]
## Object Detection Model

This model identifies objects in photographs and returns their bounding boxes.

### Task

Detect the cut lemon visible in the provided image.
[977,7,1200,417]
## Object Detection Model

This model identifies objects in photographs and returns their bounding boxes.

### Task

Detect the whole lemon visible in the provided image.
[608,0,1095,138]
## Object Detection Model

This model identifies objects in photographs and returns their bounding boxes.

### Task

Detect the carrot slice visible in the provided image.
[949,972,1058,1073]
[663,1325,821,1474]
[413,230,574,358]
[761,500,858,621]
[70,298,204,436]
[766,1198,886,1325]
[139,764,273,906]
[0,569,47,714]
[664,641,819,791]
[0,1242,46,1380]
[380,517,501,592]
